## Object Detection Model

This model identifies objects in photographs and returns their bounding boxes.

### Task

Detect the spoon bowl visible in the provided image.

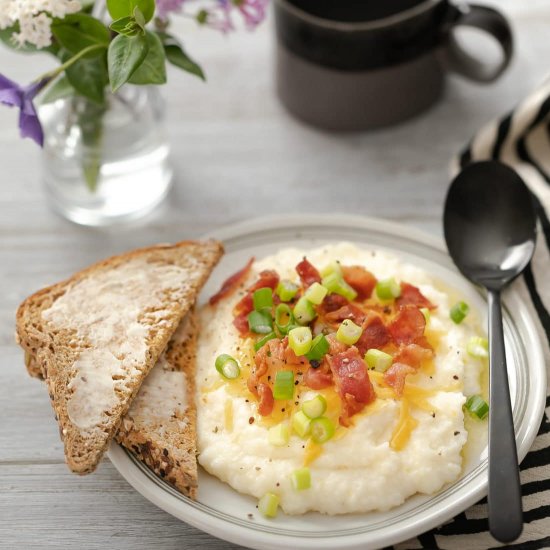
[444,160,537,544]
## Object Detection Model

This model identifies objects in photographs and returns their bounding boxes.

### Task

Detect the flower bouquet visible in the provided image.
[0,0,267,223]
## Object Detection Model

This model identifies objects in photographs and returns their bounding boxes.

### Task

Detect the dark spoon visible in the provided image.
[443,160,537,543]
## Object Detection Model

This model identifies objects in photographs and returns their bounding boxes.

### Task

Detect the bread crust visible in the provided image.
[16,240,222,475]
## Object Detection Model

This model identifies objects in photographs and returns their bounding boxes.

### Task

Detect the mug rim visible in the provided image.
[275,0,445,31]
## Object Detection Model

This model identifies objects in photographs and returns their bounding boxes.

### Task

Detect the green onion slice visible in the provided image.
[304,282,328,305]
[268,423,290,446]
[320,261,342,278]
[467,336,489,358]
[215,354,241,379]
[276,280,299,302]
[465,395,489,420]
[254,331,277,352]
[375,277,401,300]
[258,492,279,518]
[288,326,313,356]
[450,301,469,324]
[292,410,311,438]
[293,296,317,325]
[310,416,336,444]
[248,310,273,334]
[290,467,311,491]
[302,395,327,419]
[305,334,329,361]
[322,272,358,302]
[364,348,393,372]
[275,303,294,334]
[336,319,363,345]
[273,370,295,401]
[253,287,273,312]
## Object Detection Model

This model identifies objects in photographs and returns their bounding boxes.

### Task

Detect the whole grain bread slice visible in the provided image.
[16,240,222,474]
[116,309,199,498]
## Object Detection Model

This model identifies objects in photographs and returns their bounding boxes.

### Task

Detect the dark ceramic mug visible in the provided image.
[274,0,513,131]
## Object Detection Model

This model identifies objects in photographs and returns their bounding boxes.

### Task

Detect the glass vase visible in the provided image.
[40,85,173,226]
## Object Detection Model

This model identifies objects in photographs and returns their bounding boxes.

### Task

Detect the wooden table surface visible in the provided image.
[1,2,549,548]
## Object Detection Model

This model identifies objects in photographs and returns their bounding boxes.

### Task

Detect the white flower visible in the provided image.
[0,0,82,49]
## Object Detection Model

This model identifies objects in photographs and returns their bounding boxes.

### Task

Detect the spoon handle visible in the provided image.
[487,289,523,542]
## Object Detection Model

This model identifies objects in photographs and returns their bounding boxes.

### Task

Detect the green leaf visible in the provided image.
[40,76,75,104]
[106,0,155,24]
[65,54,108,104]
[128,31,166,85]
[110,16,142,37]
[51,14,109,57]
[133,7,146,29]
[107,33,149,92]
[159,33,205,81]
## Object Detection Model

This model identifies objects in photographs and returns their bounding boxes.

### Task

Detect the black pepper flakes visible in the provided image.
[248,513,254,520]
[249,417,255,424]
[454,431,460,436]
[453,375,459,380]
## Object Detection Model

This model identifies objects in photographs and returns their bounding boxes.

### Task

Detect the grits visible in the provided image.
[197,243,486,515]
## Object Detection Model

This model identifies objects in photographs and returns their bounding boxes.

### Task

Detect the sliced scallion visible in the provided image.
[310,416,336,444]
[450,301,469,324]
[248,310,273,334]
[304,282,328,305]
[465,395,489,420]
[320,261,342,278]
[290,467,311,491]
[276,280,299,302]
[254,331,277,352]
[336,319,363,345]
[288,326,313,356]
[467,336,489,358]
[364,348,393,372]
[275,303,294,334]
[322,272,358,302]
[375,277,401,300]
[293,296,317,325]
[268,423,290,446]
[273,370,295,401]
[292,410,311,438]
[253,287,273,312]
[215,354,241,379]
[302,395,327,419]
[305,334,329,361]
[258,492,279,518]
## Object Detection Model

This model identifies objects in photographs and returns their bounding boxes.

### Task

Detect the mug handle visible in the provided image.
[442,4,513,83]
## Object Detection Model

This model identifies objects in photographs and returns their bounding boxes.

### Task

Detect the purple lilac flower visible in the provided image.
[156,0,186,20]
[0,74,49,146]
[232,0,269,28]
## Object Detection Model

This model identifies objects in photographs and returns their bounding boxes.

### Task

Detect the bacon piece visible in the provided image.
[326,333,347,355]
[383,363,415,397]
[209,257,254,305]
[250,270,280,292]
[328,347,376,426]
[355,312,391,355]
[325,304,366,325]
[296,258,321,287]
[233,312,249,335]
[387,305,426,345]
[321,293,349,313]
[396,282,436,310]
[248,338,286,395]
[234,292,254,316]
[257,383,274,416]
[393,343,433,369]
[303,358,333,389]
[342,266,377,299]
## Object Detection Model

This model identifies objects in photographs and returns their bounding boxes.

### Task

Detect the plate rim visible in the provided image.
[108,214,547,550]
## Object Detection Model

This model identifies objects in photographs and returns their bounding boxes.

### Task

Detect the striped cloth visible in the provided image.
[396,79,550,549]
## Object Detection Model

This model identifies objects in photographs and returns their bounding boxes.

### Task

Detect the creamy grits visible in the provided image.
[197,243,487,515]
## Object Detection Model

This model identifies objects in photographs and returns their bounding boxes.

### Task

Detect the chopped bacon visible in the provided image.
[383,363,415,397]
[257,383,274,416]
[250,270,280,292]
[325,304,366,325]
[296,258,321,287]
[355,312,391,355]
[396,283,436,310]
[232,269,280,327]
[342,266,377,299]
[328,347,376,426]
[209,257,254,305]
[248,339,286,395]
[393,343,433,369]
[303,358,333,389]
[387,305,426,345]
[321,293,349,313]
[233,312,250,335]
[234,292,254,316]
[326,333,348,355]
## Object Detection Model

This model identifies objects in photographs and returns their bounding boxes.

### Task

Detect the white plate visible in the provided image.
[108,215,547,550]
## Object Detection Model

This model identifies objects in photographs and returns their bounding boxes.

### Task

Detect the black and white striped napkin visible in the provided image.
[397,80,550,549]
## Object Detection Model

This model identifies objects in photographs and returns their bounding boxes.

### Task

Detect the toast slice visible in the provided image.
[116,309,199,498]
[16,240,222,474]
